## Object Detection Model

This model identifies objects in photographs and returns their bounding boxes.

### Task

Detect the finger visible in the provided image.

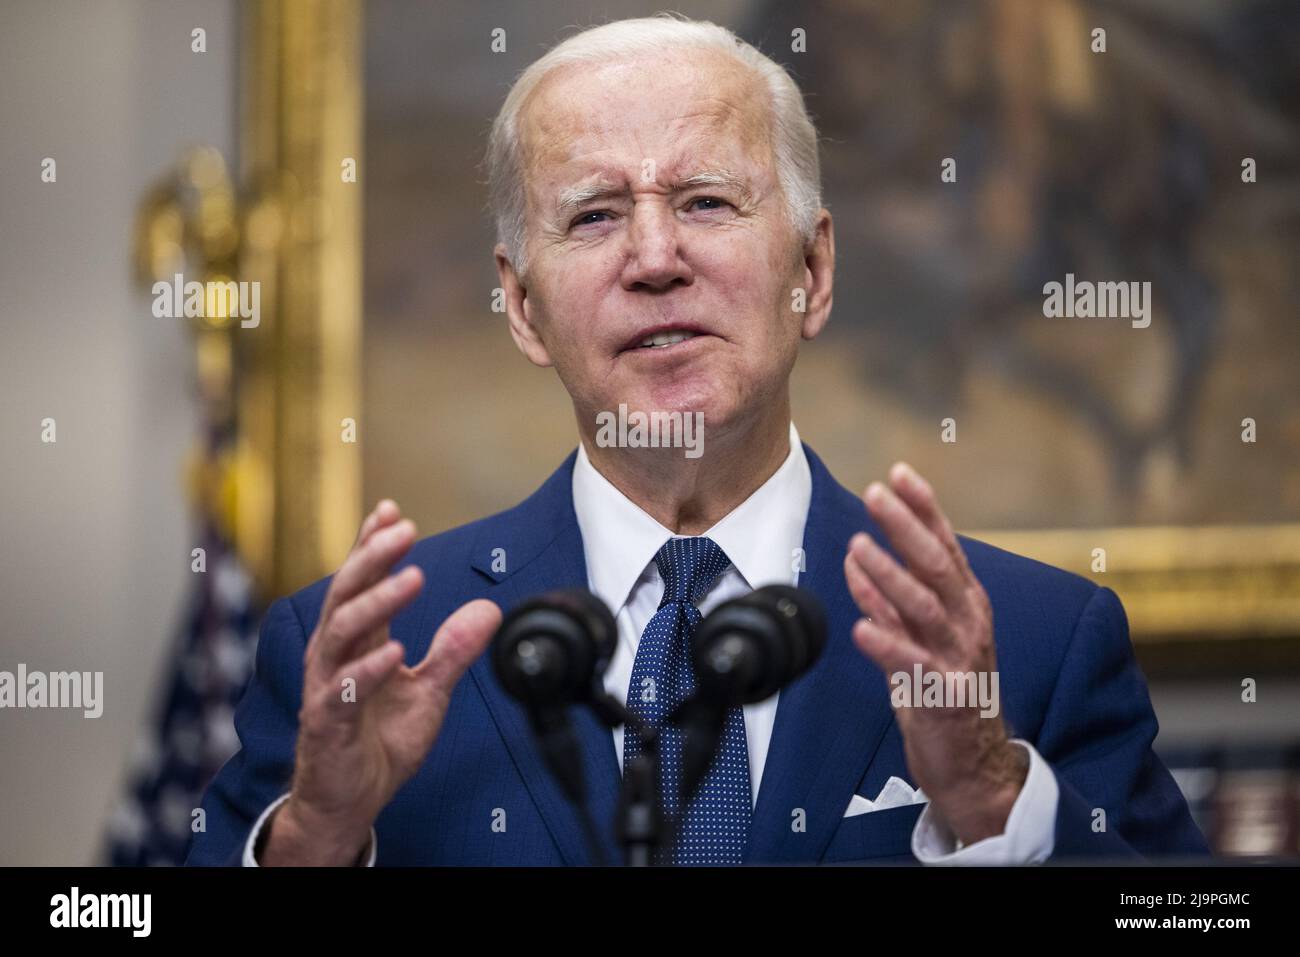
[851,617,932,677]
[325,641,406,717]
[864,480,966,610]
[887,463,972,578]
[844,539,904,632]
[316,565,424,674]
[416,599,502,692]
[319,519,417,625]
[848,529,951,647]
[354,499,401,549]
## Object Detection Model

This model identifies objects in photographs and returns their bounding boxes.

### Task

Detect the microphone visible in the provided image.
[490,589,618,865]
[491,589,617,709]
[692,584,827,705]
[675,585,827,802]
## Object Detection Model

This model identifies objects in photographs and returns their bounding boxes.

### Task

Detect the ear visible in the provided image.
[797,209,835,340]
[495,243,553,367]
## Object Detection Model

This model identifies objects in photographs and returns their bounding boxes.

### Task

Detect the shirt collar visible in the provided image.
[572,421,812,614]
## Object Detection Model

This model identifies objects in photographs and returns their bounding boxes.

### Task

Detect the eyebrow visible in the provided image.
[554,168,754,217]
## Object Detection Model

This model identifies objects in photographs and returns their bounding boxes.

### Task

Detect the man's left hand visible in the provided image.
[842,462,1028,845]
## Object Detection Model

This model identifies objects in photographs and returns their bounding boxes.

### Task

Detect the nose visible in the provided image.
[620,201,693,292]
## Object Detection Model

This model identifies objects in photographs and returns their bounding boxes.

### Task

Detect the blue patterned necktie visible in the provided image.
[623,536,752,865]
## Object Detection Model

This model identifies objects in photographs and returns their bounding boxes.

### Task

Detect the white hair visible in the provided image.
[485,13,822,278]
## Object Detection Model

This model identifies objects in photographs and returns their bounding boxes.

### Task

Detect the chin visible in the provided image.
[631,381,726,418]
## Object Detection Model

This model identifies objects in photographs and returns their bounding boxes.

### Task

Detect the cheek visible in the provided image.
[529,285,606,382]
[550,263,621,342]
[528,272,578,337]
[705,228,798,307]
[714,264,799,347]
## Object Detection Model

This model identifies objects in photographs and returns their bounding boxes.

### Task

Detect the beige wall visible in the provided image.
[0,0,235,865]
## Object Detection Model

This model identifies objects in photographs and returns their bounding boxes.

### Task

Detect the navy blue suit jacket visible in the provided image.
[187,445,1209,865]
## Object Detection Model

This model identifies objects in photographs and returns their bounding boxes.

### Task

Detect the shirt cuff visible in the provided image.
[910,739,1057,865]
[242,793,378,867]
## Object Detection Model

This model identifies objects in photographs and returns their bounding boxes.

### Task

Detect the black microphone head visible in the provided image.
[691,584,827,705]
[748,584,827,672]
[491,589,617,708]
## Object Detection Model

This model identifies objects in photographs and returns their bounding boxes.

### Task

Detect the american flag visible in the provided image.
[103,524,260,866]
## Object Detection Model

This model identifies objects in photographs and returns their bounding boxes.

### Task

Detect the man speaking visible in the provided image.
[187,14,1207,866]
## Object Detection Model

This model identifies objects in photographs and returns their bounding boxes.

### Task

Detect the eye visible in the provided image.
[686,196,731,212]
[571,210,611,229]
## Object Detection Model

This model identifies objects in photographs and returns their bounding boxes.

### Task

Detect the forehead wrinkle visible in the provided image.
[552,165,759,218]
[520,53,777,222]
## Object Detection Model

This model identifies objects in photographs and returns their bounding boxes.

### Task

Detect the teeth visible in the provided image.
[639,331,697,348]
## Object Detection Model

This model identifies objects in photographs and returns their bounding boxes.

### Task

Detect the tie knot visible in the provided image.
[654,536,731,608]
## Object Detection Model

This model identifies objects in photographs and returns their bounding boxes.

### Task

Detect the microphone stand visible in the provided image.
[525,704,609,867]
[588,691,668,866]
[588,690,727,866]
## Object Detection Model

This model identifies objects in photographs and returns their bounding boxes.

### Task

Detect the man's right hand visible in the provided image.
[260,499,502,865]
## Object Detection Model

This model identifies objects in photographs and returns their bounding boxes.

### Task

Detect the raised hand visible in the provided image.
[843,463,1027,845]
[262,500,501,865]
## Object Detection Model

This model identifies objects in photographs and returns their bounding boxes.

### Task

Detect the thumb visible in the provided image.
[416,599,501,692]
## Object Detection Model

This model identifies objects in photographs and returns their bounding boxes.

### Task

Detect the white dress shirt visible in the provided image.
[244,421,1057,864]
[572,421,1057,864]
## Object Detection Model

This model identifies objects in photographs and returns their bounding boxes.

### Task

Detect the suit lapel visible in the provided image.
[744,446,898,863]
[465,453,622,865]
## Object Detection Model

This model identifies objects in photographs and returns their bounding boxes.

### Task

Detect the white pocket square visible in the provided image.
[842,776,928,817]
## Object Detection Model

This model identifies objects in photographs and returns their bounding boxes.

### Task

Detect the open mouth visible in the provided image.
[620,325,712,354]
[635,330,701,350]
